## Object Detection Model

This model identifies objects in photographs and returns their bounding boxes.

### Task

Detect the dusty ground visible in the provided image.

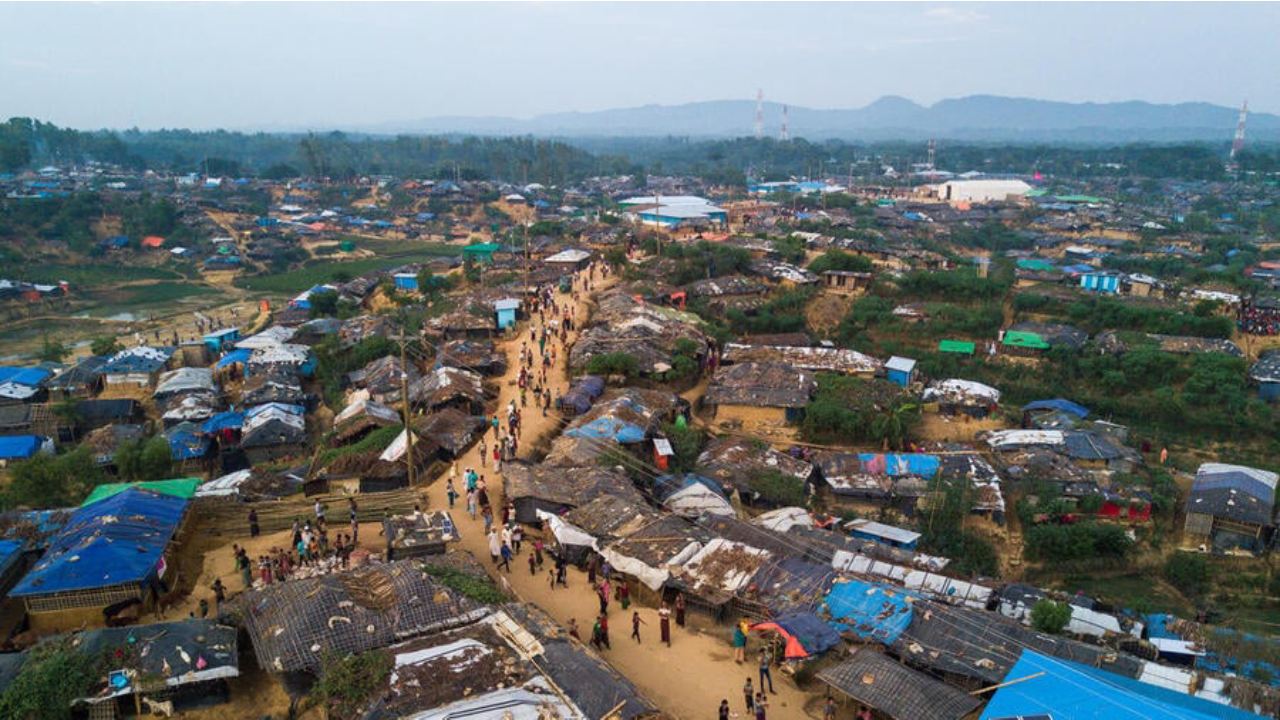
[916,411,1008,444]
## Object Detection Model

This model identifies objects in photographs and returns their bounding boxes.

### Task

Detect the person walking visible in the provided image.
[349,498,360,544]
[248,509,260,538]
[446,479,458,508]
[590,617,604,650]
[758,647,775,694]
[528,551,537,576]
[498,542,512,573]
[211,578,226,614]
[237,549,251,589]
[379,511,396,562]
[599,614,611,649]
[743,679,754,714]
[675,591,687,626]
[567,618,580,641]
[482,504,493,534]
[733,621,748,664]
[630,611,645,643]
[488,528,502,564]
[466,488,477,519]
[659,602,672,646]
[597,585,608,615]
[823,696,838,720]
[618,581,630,610]
[719,700,731,720]
[754,693,767,720]
[314,499,325,524]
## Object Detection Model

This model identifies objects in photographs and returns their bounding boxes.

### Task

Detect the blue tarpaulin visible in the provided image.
[980,650,1264,720]
[857,453,940,477]
[167,431,211,460]
[822,579,914,643]
[751,612,842,659]
[202,411,245,433]
[1022,398,1090,418]
[564,418,647,444]
[573,376,606,399]
[0,436,43,460]
[0,538,24,582]
[11,488,188,597]
[215,348,251,368]
[0,367,51,387]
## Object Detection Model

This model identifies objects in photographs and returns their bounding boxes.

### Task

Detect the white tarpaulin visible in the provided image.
[379,429,410,462]
[663,483,734,517]
[753,507,812,534]
[535,510,599,551]
[601,540,702,592]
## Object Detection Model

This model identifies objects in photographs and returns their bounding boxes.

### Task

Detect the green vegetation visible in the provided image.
[313,335,398,408]
[802,375,922,449]
[113,436,175,482]
[1030,598,1072,635]
[313,649,393,719]
[1,446,102,511]
[1012,293,1234,338]
[235,245,460,294]
[808,250,872,274]
[658,420,704,474]
[422,564,507,604]
[725,286,816,336]
[0,638,106,720]
[585,352,639,377]
[1024,522,1132,562]
[898,269,1011,300]
[1163,552,1210,598]
[643,239,752,286]
[89,336,122,356]
[917,480,999,578]
[37,335,67,363]
[316,425,404,468]
[748,469,807,507]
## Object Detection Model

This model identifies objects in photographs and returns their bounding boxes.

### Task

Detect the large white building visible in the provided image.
[618,195,727,228]
[928,179,1032,203]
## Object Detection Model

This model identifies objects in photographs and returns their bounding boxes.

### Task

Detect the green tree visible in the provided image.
[0,638,105,720]
[1030,598,1072,635]
[808,250,872,274]
[89,336,122,357]
[308,289,340,318]
[2,446,100,510]
[114,436,173,482]
[1163,553,1209,597]
[313,650,392,719]
[38,335,68,363]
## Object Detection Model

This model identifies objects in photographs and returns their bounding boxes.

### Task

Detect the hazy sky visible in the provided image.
[1,2,1276,130]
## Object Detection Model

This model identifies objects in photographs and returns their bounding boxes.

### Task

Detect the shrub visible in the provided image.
[1030,598,1072,634]
[0,638,105,720]
[422,564,507,604]
[585,352,639,377]
[1164,553,1209,597]
[313,649,392,718]
[749,470,807,507]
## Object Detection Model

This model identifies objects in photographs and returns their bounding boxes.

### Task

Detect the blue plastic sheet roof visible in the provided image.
[11,488,188,597]
[564,418,647,444]
[167,431,211,460]
[0,367,50,387]
[1022,398,1090,418]
[823,579,914,644]
[215,348,252,368]
[0,539,24,576]
[1143,613,1179,640]
[1192,473,1275,504]
[767,612,843,656]
[980,650,1264,720]
[857,453,940,477]
[202,410,245,433]
[0,436,42,459]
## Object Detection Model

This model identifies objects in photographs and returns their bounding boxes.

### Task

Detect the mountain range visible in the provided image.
[352,95,1280,143]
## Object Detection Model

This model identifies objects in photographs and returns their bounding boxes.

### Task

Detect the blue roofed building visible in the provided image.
[202,328,241,354]
[1079,269,1123,293]
[10,488,190,628]
[980,649,1266,720]
[0,435,50,462]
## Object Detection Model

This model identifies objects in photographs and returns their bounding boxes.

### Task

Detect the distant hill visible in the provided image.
[360,95,1280,142]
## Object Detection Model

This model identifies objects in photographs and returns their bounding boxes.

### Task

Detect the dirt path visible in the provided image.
[406,269,821,720]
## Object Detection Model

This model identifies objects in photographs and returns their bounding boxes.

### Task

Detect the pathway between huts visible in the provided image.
[414,268,818,720]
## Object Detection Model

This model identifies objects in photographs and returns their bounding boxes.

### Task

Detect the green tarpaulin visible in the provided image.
[1002,331,1050,350]
[938,340,976,354]
[81,478,201,507]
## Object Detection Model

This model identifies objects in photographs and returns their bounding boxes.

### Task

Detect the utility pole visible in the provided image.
[523,221,531,299]
[394,324,416,486]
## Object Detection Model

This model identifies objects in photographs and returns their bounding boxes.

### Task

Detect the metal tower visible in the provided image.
[754,89,764,139]
[780,105,789,141]
[1230,100,1248,161]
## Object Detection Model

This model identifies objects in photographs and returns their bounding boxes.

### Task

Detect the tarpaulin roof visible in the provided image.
[1022,398,1090,418]
[564,416,647,443]
[202,410,245,433]
[857,453,940,478]
[12,488,187,596]
[0,435,43,459]
[979,650,1264,720]
[0,367,51,387]
[80,478,201,507]
[751,612,842,659]
[215,348,252,368]
[820,649,982,720]
[823,579,915,644]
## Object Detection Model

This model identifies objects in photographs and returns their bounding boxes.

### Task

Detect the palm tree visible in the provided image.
[871,402,920,451]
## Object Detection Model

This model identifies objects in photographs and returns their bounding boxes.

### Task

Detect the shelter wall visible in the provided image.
[713,404,789,428]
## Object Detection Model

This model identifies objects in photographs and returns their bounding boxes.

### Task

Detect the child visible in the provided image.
[446,479,458,508]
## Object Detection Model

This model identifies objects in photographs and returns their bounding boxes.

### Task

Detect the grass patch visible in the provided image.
[1048,573,1193,616]
[315,425,403,468]
[422,564,507,604]
[235,245,460,294]
[83,281,220,309]
[0,263,185,287]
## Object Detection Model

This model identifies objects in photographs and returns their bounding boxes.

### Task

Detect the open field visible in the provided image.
[234,243,461,294]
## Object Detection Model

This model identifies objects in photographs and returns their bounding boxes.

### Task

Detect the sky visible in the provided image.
[1,2,1277,131]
